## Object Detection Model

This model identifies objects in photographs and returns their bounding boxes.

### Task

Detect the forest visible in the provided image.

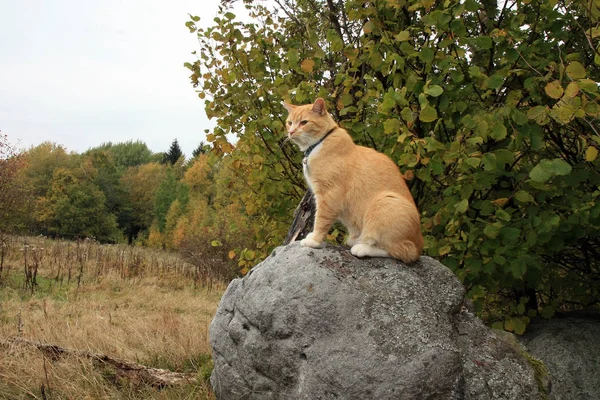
[2,0,600,336]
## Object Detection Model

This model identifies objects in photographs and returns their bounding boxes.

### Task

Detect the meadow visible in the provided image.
[0,235,225,399]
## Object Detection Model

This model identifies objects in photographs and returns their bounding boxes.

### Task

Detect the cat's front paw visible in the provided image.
[301,236,324,248]
[351,244,369,257]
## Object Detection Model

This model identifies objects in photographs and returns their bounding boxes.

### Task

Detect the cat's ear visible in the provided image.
[281,102,296,114]
[311,98,327,115]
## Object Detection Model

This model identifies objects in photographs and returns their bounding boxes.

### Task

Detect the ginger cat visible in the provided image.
[283,97,423,264]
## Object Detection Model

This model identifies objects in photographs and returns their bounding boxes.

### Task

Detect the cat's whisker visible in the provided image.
[279,136,291,149]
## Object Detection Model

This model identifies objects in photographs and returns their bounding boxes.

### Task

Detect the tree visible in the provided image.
[153,169,179,233]
[36,167,121,242]
[89,140,154,170]
[121,162,168,242]
[0,133,29,233]
[187,0,600,331]
[192,141,209,158]
[163,139,184,166]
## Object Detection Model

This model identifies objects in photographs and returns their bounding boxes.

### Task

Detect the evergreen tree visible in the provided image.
[192,141,208,158]
[162,139,183,166]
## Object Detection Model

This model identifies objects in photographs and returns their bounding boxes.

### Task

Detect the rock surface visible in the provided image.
[521,316,600,400]
[210,242,545,399]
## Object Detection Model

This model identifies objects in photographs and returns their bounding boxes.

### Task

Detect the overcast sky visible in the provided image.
[0,0,248,158]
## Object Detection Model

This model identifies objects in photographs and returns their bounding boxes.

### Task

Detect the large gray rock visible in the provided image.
[520,316,600,400]
[210,242,546,399]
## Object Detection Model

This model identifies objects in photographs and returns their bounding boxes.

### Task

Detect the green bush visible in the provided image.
[187,0,600,332]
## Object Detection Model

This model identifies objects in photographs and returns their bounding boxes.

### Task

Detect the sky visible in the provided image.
[0,0,249,158]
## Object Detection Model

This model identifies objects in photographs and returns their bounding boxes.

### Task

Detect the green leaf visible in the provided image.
[527,106,547,120]
[471,36,492,50]
[400,107,414,123]
[424,85,444,97]
[495,209,511,221]
[486,74,505,89]
[384,119,402,134]
[566,61,586,79]
[419,48,435,63]
[540,306,555,319]
[483,224,501,238]
[530,159,572,182]
[501,227,521,242]
[491,124,507,141]
[465,0,480,12]
[514,190,534,203]
[550,158,572,175]
[455,199,469,213]
[395,30,410,41]
[529,161,553,183]
[578,79,598,92]
[419,105,438,122]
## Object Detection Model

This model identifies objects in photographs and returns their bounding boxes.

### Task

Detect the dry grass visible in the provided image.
[0,235,226,399]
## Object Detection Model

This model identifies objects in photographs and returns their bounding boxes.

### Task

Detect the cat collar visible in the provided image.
[304,127,337,158]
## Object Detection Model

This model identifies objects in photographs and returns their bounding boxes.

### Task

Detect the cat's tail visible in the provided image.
[363,191,424,264]
[388,240,422,264]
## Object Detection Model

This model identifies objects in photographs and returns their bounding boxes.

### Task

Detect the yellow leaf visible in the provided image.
[228,250,237,259]
[300,58,315,73]
[544,80,564,99]
[363,20,374,34]
[586,146,599,162]
[421,0,434,9]
[564,81,579,98]
[492,198,509,207]
[240,267,249,276]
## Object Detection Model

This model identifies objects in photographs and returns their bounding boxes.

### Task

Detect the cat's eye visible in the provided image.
[287,121,292,126]
[300,120,308,126]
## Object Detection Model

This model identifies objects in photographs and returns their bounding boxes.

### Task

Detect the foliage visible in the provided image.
[35,167,121,242]
[89,140,155,170]
[0,133,29,232]
[192,141,209,158]
[163,139,184,166]
[121,162,169,241]
[186,0,600,330]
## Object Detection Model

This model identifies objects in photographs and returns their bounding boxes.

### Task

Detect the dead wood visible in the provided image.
[3,337,196,388]
[283,189,315,245]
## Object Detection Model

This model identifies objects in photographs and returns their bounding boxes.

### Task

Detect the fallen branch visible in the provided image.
[3,337,196,388]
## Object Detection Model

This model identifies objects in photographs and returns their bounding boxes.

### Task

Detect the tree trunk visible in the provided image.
[283,190,315,245]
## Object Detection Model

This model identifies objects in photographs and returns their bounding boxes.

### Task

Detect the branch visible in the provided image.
[3,337,196,388]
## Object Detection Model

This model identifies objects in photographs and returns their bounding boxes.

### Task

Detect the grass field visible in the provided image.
[0,235,225,399]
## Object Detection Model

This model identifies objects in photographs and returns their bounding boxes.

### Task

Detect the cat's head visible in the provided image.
[282,98,335,151]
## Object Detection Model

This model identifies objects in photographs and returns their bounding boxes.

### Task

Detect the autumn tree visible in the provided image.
[187,0,600,331]
[120,162,168,242]
[0,133,29,233]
